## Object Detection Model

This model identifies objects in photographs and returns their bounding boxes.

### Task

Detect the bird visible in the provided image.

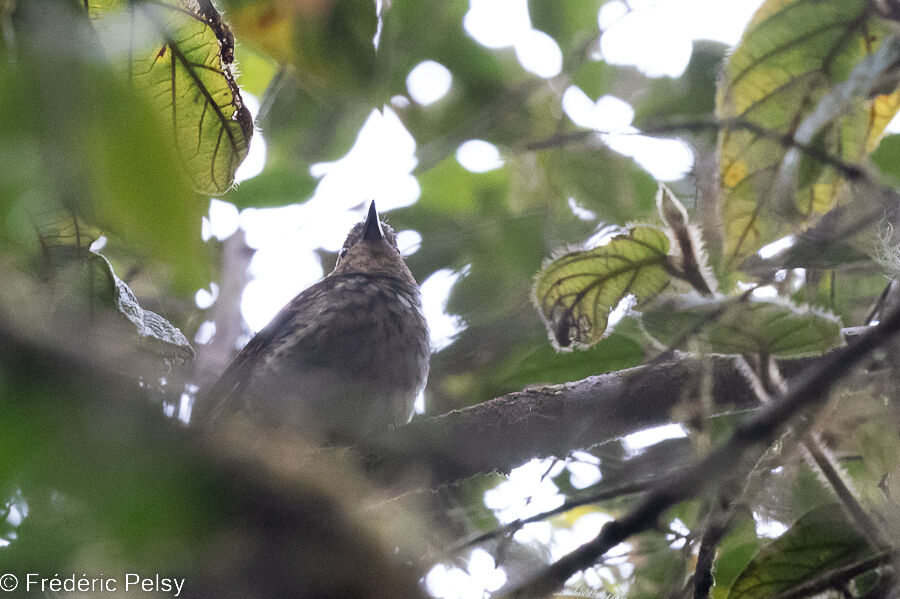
[198,201,430,442]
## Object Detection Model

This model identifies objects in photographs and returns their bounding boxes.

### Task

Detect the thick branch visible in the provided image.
[364,353,813,486]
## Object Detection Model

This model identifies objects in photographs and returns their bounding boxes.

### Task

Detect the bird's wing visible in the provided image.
[195,279,330,424]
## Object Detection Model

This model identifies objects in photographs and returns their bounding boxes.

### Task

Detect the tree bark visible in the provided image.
[363,354,817,486]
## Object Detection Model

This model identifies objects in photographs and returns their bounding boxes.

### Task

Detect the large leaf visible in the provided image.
[716,0,900,268]
[728,504,879,599]
[533,226,671,351]
[642,294,843,357]
[87,0,253,194]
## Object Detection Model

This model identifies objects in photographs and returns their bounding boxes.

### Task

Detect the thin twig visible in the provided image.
[445,477,657,557]
[523,117,868,183]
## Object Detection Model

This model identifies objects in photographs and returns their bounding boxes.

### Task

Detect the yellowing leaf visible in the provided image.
[717,0,900,268]
[533,227,671,351]
[88,0,253,194]
[642,294,843,357]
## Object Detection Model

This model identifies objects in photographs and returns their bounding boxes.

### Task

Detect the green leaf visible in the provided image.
[222,0,379,98]
[711,509,765,599]
[716,0,900,268]
[728,504,877,599]
[225,163,317,209]
[871,133,900,183]
[538,147,659,224]
[88,0,253,194]
[533,227,671,351]
[642,294,843,357]
[232,44,279,98]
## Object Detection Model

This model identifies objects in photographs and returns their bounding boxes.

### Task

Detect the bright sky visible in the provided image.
[199,1,805,596]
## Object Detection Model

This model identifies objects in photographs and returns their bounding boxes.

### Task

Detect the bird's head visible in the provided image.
[332,201,415,282]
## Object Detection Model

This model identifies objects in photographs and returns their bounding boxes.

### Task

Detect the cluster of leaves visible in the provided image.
[523,0,900,596]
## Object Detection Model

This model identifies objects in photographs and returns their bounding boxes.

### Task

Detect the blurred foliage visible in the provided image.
[2,0,900,597]
[0,0,208,291]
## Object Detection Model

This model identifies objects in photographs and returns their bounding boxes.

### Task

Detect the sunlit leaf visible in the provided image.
[533,227,671,351]
[642,294,843,357]
[728,504,878,599]
[716,0,900,268]
[88,0,253,194]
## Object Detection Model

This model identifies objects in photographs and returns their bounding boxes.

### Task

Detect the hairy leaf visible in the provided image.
[642,294,843,357]
[716,0,900,268]
[728,504,878,599]
[533,227,671,351]
[88,0,252,194]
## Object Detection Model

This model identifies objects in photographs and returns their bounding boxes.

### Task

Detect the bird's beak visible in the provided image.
[362,200,385,241]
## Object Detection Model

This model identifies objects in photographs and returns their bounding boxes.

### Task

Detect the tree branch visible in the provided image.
[364,353,817,487]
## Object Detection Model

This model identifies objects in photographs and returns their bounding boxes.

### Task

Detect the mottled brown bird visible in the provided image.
[200,202,429,441]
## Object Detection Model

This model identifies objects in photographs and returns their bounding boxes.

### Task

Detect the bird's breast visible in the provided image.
[247,274,430,438]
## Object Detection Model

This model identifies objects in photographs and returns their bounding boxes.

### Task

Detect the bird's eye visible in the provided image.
[339,247,349,259]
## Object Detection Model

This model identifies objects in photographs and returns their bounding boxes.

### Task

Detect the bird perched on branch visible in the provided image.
[198,201,430,442]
